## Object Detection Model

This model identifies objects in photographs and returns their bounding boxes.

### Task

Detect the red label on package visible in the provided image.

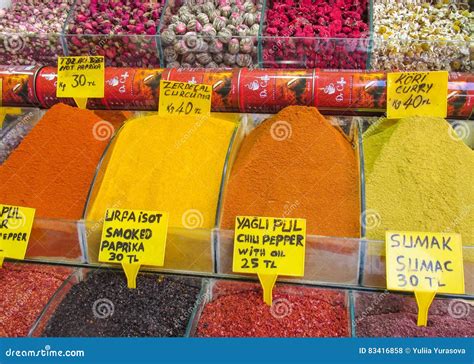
[314,72,353,108]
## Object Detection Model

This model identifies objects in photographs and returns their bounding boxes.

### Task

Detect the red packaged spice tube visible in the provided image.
[0,65,40,107]
[164,68,240,112]
[238,68,314,113]
[2,66,473,119]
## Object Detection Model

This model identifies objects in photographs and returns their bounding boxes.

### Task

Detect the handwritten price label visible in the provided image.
[0,204,35,265]
[386,231,464,294]
[233,216,306,276]
[57,56,105,100]
[385,230,464,327]
[387,71,448,119]
[99,208,169,266]
[98,208,169,289]
[233,216,306,305]
[159,80,212,117]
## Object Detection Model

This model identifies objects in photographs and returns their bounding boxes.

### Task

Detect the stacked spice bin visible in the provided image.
[1,103,473,337]
[0,0,473,339]
[0,0,472,70]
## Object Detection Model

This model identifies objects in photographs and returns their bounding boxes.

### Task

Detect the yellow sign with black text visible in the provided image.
[159,80,212,117]
[386,231,464,294]
[233,216,306,276]
[387,71,448,119]
[0,204,36,265]
[99,208,169,266]
[57,56,105,109]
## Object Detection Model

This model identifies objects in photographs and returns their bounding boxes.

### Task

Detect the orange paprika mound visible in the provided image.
[0,103,111,220]
[221,106,360,237]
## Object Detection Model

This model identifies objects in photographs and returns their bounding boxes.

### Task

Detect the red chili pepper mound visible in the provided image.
[196,282,349,337]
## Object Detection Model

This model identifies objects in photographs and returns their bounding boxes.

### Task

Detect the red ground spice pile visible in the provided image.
[263,0,369,69]
[221,106,360,237]
[0,103,112,220]
[196,282,349,337]
[355,292,474,337]
[0,263,71,337]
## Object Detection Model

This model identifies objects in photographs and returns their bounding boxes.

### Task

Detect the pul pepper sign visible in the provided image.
[233,216,306,305]
[386,231,465,326]
[0,204,35,267]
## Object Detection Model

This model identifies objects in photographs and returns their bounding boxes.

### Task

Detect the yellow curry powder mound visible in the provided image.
[364,116,474,248]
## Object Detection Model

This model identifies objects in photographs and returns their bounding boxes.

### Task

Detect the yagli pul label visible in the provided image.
[386,231,464,294]
[0,204,35,261]
[386,71,448,119]
[159,80,212,117]
[99,208,169,266]
[233,216,306,276]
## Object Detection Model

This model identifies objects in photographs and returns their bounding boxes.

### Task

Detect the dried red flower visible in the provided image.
[263,0,370,69]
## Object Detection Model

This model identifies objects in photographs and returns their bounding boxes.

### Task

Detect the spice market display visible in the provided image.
[0,0,473,340]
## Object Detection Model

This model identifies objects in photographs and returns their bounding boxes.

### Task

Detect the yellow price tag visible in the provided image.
[0,204,36,267]
[98,208,169,289]
[159,80,212,117]
[233,216,306,305]
[386,71,448,119]
[57,56,105,109]
[386,231,464,326]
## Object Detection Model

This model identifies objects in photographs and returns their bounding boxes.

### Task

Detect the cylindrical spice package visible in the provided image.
[237,68,314,113]
[4,67,473,118]
[0,65,40,107]
[165,68,239,111]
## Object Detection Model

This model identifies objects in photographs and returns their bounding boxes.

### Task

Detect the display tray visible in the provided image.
[0,262,469,337]
[1,108,473,294]
[0,0,471,70]
[29,267,206,338]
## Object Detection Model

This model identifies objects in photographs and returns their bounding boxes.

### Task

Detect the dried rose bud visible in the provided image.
[161,29,176,45]
[228,38,240,54]
[202,23,217,40]
[213,16,227,31]
[218,28,233,43]
[164,46,178,62]
[240,37,253,54]
[196,52,212,65]
[174,39,189,55]
[197,13,210,25]
[236,53,253,67]
[182,52,196,64]
[183,31,198,49]
[175,22,187,35]
[223,52,236,65]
